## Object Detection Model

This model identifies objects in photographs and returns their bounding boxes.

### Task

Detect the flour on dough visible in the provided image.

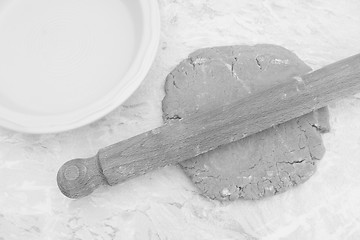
[162,44,330,201]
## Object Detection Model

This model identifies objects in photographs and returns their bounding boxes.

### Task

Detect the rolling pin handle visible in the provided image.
[57,155,108,199]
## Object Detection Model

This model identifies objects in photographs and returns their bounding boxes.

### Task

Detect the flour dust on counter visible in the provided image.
[163,44,330,201]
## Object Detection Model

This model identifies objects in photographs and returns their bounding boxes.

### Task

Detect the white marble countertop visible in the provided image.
[1,0,360,239]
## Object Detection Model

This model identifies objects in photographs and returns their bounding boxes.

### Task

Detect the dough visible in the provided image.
[162,44,330,201]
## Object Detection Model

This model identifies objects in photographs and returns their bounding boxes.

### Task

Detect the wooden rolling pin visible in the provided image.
[57,53,360,199]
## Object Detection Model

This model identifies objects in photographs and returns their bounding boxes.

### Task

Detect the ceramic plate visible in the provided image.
[0,0,160,133]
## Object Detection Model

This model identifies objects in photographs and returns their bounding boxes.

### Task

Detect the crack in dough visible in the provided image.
[162,44,330,201]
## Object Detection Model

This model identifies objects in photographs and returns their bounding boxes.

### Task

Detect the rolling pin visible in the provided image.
[58,53,360,199]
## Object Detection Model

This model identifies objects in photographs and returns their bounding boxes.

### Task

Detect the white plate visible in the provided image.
[0,0,160,133]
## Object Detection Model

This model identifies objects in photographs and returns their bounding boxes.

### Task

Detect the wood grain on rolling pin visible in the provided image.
[57,53,360,199]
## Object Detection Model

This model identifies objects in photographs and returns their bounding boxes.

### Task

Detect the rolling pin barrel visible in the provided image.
[57,53,360,199]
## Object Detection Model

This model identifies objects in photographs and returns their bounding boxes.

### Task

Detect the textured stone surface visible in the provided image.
[1,0,360,239]
[163,44,330,200]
